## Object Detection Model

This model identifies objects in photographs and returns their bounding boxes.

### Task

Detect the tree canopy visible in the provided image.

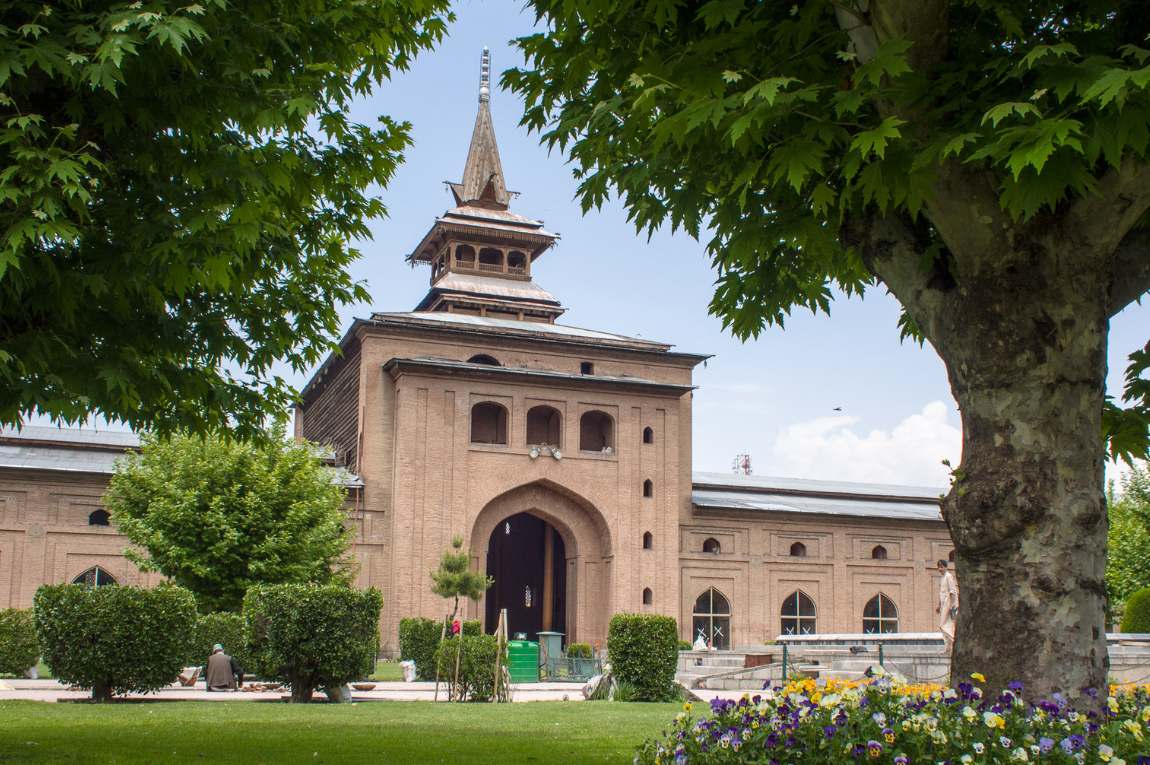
[1106,465,1150,620]
[0,0,450,439]
[508,0,1150,461]
[106,427,355,612]
[508,0,1150,700]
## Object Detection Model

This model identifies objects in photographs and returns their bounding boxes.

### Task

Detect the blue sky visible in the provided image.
[315,0,1147,487]
[40,0,1150,488]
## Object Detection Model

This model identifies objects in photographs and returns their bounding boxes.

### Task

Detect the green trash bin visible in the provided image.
[507,640,539,683]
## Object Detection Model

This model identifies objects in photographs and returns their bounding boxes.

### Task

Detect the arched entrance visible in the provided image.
[485,512,567,641]
[471,481,612,646]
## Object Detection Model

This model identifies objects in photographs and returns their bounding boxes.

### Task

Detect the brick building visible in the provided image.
[0,51,954,655]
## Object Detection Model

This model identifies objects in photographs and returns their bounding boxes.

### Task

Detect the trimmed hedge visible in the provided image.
[566,642,593,659]
[0,607,40,676]
[398,617,481,681]
[186,612,252,674]
[34,583,196,701]
[607,613,679,701]
[244,584,383,702]
[1120,587,1150,633]
[433,634,500,701]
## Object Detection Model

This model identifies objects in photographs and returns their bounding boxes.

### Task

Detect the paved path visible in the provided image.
[1,678,759,705]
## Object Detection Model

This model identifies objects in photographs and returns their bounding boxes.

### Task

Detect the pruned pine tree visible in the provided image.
[507,0,1150,702]
[430,536,493,622]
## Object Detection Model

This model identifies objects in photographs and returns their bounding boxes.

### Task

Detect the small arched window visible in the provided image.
[692,588,731,650]
[507,251,527,273]
[478,247,504,270]
[702,538,721,554]
[471,402,508,445]
[948,549,955,562]
[88,509,111,527]
[642,531,653,550]
[579,410,614,452]
[863,594,899,634]
[468,354,500,366]
[73,566,118,587]
[781,591,817,635]
[871,545,888,560]
[642,427,654,444]
[789,541,807,557]
[642,479,654,498]
[642,587,653,605]
[526,405,562,446]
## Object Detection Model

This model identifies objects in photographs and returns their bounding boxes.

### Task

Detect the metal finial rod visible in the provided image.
[479,46,490,102]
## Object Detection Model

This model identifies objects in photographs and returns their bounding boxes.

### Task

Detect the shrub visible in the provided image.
[607,613,678,701]
[679,640,692,651]
[636,673,1147,765]
[186,612,253,674]
[398,617,481,681]
[1120,586,1150,632]
[566,642,593,659]
[244,584,383,702]
[0,608,41,676]
[34,583,196,701]
[433,634,500,701]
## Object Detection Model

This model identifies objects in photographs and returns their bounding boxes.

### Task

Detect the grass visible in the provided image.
[373,660,404,682]
[0,699,679,764]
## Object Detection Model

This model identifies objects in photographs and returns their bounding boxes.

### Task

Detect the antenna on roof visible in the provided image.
[733,454,752,475]
[479,46,490,102]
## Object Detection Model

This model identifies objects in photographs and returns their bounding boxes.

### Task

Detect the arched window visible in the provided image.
[781,591,817,635]
[470,402,508,445]
[642,587,653,605]
[692,588,731,650]
[642,531,653,550]
[72,566,117,587]
[455,244,476,267]
[871,545,888,560]
[789,542,807,557]
[88,509,111,527]
[643,427,654,444]
[468,354,500,366]
[863,594,899,634]
[948,549,955,562]
[702,538,721,554]
[642,479,654,498]
[507,251,527,273]
[579,411,614,452]
[526,405,562,445]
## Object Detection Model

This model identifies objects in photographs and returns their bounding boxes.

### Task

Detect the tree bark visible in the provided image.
[91,683,112,703]
[845,204,1118,704]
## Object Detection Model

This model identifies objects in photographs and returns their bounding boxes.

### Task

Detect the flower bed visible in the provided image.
[635,670,1150,765]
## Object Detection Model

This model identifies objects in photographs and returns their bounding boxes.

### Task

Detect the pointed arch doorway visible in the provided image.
[471,481,613,646]
[485,512,567,642]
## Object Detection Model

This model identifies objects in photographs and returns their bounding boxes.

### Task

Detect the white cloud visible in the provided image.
[772,401,962,487]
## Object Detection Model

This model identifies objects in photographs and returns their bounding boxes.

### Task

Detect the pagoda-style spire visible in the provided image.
[447,47,514,209]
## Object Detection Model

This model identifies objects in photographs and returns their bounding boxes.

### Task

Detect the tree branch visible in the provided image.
[1072,157,1150,256]
[839,209,954,342]
[924,161,1013,276]
[1107,226,1150,318]
[832,0,950,70]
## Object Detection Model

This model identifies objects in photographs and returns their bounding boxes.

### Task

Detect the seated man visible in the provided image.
[204,644,243,691]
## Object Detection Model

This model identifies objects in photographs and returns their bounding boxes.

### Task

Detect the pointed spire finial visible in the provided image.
[479,46,490,102]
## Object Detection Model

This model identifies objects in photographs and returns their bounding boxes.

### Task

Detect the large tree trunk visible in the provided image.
[927,228,1110,703]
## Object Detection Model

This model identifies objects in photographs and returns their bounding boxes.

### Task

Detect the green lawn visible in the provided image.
[373,660,404,681]
[0,699,679,764]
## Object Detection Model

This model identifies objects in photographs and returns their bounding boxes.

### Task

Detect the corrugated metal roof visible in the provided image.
[692,472,943,522]
[427,273,561,304]
[0,443,125,474]
[691,486,943,522]
[370,312,677,350]
[0,425,139,448]
[692,471,942,501]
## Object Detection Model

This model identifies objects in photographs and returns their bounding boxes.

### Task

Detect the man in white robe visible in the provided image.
[936,560,959,654]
